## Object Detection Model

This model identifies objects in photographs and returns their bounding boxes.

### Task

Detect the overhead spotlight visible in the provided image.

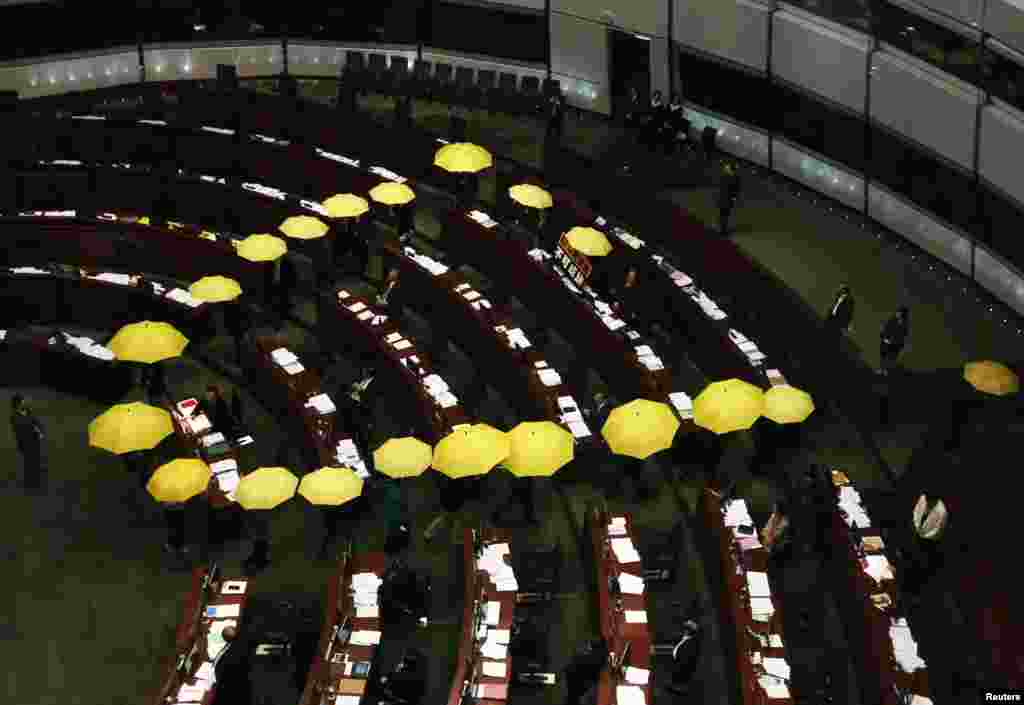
[193,24,206,31]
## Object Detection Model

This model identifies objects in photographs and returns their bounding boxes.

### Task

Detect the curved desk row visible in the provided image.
[828,470,930,704]
[588,510,652,705]
[153,567,251,705]
[699,489,795,705]
[317,285,470,444]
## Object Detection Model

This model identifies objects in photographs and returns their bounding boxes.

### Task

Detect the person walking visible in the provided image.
[879,306,910,376]
[826,285,855,335]
[10,394,46,492]
[717,161,741,236]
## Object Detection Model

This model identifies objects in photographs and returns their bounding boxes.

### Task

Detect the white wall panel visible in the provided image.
[0,49,138,98]
[916,0,985,26]
[674,0,770,72]
[868,183,972,274]
[683,105,771,166]
[553,0,668,38]
[772,9,871,114]
[979,100,1024,208]
[550,12,611,114]
[986,0,1024,55]
[974,244,1024,316]
[772,140,866,212]
[288,43,347,78]
[144,43,282,82]
[869,47,981,171]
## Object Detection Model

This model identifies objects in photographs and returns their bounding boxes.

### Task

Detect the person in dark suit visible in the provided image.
[701,125,718,164]
[380,651,427,703]
[243,509,271,575]
[212,624,253,703]
[665,93,686,154]
[879,306,910,376]
[162,500,188,557]
[645,90,665,148]
[191,385,235,436]
[669,618,703,689]
[142,363,169,405]
[545,93,565,144]
[564,639,608,705]
[826,285,855,336]
[275,256,298,323]
[717,161,741,236]
[377,268,403,325]
[10,394,45,492]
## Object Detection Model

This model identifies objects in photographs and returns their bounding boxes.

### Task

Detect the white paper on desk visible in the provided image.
[480,640,507,660]
[625,667,650,685]
[201,432,226,447]
[221,581,247,595]
[602,316,626,331]
[175,685,207,702]
[455,283,471,292]
[634,345,654,357]
[557,396,577,411]
[910,696,933,705]
[639,355,664,371]
[759,676,790,700]
[194,661,216,684]
[348,302,366,313]
[619,573,645,595]
[463,291,481,301]
[626,330,641,340]
[567,420,592,438]
[350,630,382,646]
[394,339,412,351]
[337,290,350,300]
[625,610,647,624]
[738,341,758,353]
[608,522,627,537]
[616,685,646,705]
[611,538,641,564]
[216,470,240,494]
[436,391,458,408]
[751,597,775,622]
[482,660,507,678]
[356,605,379,618]
[187,414,212,435]
[488,628,511,644]
[337,697,362,705]
[723,499,752,527]
[283,362,305,375]
[271,347,298,366]
[728,329,748,343]
[746,571,771,597]
[357,310,374,321]
[207,603,241,619]
[211,459,238,474]
[768,633,784,648]
[385,332,403,344]
[538,369,562,387]
[308,393,337,415]
[485,601,501,626]
[762,658,791,682]
[864,554,894,583]
[668,391,693,413]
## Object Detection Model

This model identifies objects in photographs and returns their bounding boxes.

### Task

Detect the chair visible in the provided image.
[513,544,560,598]
[367,53,389,94]
[344,51,367,94]
[510,618,551,683]
[543,78,562,99]
[476,70,496,112]
[519,75,542,115]
[454,66,476,107]
[389,56,410,96]
[496,72,519,114]
[412,60,434,101]
[434,63,455,104]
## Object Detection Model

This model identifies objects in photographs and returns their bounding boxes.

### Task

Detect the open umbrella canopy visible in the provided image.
[369,182,416,206]
[509,184,553,210]
[279,215,329,240]
[601,399,681,459]
[89,401,174,454]
[434,142,494,173]
[694,379,765,435]
[298,467,364,506]
[108,321,189,364]
[322,193,370,219]
[504,421,574,477]
[964,360,1020,397]
[147,458,211,503]
[564,226,613,257]
[236,466,299,510]
[189,275,243,303]
[763,385,816,424]
[374,437,434,479]
[236,233,288,262]
[432,424,510,479]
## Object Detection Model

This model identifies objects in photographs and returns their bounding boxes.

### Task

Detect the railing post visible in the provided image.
[545,0,552,80]
[864,41,875,217]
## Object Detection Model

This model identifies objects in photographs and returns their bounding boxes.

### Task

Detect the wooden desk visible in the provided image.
[245,335,362,473]
[441,209,696,426]
[699,489,794,705]
[168,396,245,510]
[316,286,469,444]
[299,551,387,705]
[828,473,930,704]
[588,510,652,705]
[448,528,517,705]
[378,238,600,449]
[152,568,251,705]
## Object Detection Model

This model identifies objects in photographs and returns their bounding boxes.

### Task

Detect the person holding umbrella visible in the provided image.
[879,306,910,376]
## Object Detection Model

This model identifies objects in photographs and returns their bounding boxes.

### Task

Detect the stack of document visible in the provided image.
[10,266,49,275]
[271,348,298,366]
[537,369,562,387]
[306,393,337,415]
[283,361,305,375]
[624,667,649,685]
[470,299,492,311]
[506,328,531,350]
[595,301,613,316]
[612,227,644,250]
[670,271,693,288]
[889,619,927,672]
[481,660,507,678]
[423,374,459,409]
[601,315,626,331]
[751,597,775,622]
[746,571,771,598]
[723,499,753,528]
[608,516,628,536]
[838,485,871,529]
[625,610,647,624]
[638,354,664,371]
[758,675,790,700]
[610,537,641,564]
[62,334,117,360]
[351,630,382,646]
[668,392,694,419]
[762,657,790,681]
[619,573,645,595]
[480,636,508,661]
[336,439,367,477]
[351,571,382,616]
[616,685,646,705]
[478,543,518,592]
[527,248,551,262]
[409,252,448,276]
[166,287,202,308]
[201,432,226,448]
[91,272,137,286]
[863,554,895,583]
[468,210,498,229]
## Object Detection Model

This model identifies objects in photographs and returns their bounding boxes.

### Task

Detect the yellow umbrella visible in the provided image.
[565,226,613,257]
[694,379,765,435]
[509,184,553,210]
[431,424,510,479]
[138,216,151,225]
[279,215,329,240]
[763,385,816,424]
[374,437,434,479]
[88,401,174,454]
[964,360,1020,397]
[236,466,299,510]
[434,142,494,174]
[147,458,211,503]
[505,421,574,477]
[236,233,288,262]
[369,182,416,206]
[298,467,364,506]
[601,399,681,459]
[322,193,370,219]
[189,275,243,303]
[108,321,189,364]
